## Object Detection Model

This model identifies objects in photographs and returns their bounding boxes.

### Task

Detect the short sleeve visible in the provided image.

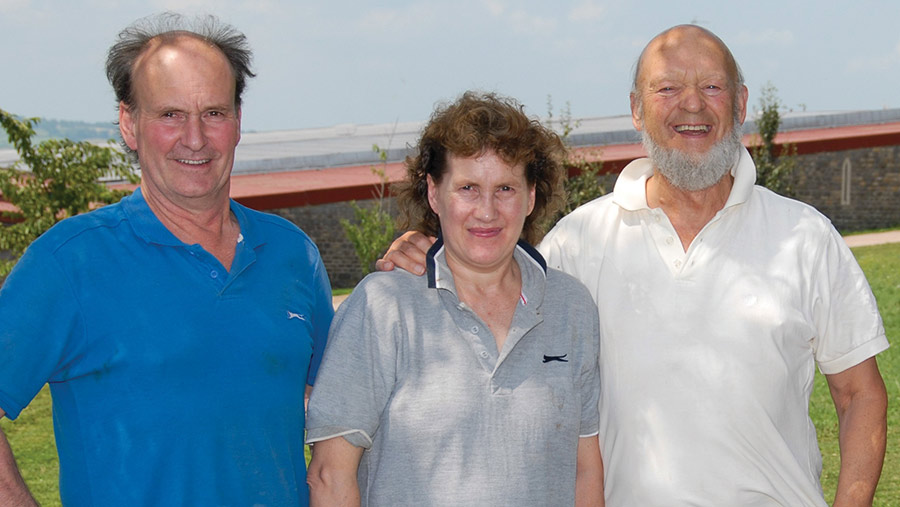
[579,301,601,438]
[305,276,398,448]
[305,253,335,386]
[0,242,83,419]
[810,227,889,374]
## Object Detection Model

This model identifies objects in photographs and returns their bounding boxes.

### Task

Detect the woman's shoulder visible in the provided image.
[340,269,431,310]
[545,268,593,300]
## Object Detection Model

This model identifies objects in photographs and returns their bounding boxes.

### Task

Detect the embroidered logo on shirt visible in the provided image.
[542,354,569,363]
[287,311,307,321]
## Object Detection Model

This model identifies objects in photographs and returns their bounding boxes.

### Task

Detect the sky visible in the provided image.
[2,0,900,133]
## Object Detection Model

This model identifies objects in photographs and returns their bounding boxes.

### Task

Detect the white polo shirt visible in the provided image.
[539,146,888,506]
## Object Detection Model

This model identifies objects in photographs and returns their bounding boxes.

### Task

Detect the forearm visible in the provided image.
[827,358,888,507]
[832,392,887,506]
[309,477,360,507]
[0,427,37,507]
[575,436,604,507]
[307,436,364,507]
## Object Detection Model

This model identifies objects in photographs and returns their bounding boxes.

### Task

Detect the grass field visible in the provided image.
[2,242,898,506]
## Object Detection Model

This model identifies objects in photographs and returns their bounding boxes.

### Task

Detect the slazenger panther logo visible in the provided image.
[287,311,307,321]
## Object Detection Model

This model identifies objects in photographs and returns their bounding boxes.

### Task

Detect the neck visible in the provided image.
[446,249,520,294]
[646,170,733,250]
[445,251,522,352]
[143,188,240,271]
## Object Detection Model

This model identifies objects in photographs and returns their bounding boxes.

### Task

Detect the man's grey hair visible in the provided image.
[105,12,255,112]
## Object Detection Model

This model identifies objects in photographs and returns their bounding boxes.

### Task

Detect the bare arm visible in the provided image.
[0,409,38,507]
[825,357,887,507]
[575,435,604,507]
[307,436,365,507]
[374,231,435,275]
[305,384,313,413]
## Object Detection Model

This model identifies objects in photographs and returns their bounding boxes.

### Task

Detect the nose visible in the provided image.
[181,115,208,151]
[476,193,498,221]
[680,86,706,114]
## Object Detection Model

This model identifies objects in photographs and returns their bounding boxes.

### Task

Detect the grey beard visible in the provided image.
[642,122,743,191]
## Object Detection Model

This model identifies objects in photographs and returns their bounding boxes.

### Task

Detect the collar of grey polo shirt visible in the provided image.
[426,236,549,366]
[426,236,548,303]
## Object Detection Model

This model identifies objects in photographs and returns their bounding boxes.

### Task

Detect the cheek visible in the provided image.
[212,122,241,147]
[139,123,178,151]
[498,199,531,223]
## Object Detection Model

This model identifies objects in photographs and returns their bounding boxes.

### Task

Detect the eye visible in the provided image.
[205,110,230,121]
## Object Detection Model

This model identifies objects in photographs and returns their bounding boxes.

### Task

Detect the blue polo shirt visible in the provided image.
[0,188,332,506]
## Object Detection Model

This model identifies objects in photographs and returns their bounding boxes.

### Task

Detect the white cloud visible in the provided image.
[507,8,557,34]
[846,53,900,72]
[734,28,794,46]
[568,0,605,22]
[353,3,441,36]
[841,36,900,72]
[148,0,276,14]
[0,0,30,10]
[482,0,505,17]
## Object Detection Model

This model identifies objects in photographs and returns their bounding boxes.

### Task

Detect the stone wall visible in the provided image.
[272,199,400,289]
[274,145,900,288]
[792,145,900,232]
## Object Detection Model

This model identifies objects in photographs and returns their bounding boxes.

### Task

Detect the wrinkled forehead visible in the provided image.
[636,26,736,87]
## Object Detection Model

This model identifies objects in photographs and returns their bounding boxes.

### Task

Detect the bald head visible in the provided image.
[632,25,744,107]
[106,12,254,114]
[628,24,749,191]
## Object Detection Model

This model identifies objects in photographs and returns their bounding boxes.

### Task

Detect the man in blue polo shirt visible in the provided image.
[0,13,333,506]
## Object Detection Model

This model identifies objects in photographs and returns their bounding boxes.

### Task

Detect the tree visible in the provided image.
[340,144,396,276]
[0,108,137,276]
[545,96,606,227]
[750,83,797,196]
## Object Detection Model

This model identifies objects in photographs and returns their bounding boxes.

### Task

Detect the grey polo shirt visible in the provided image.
[306,239,601,506]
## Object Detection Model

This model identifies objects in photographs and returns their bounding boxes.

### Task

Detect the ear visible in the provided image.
[426,174,439,215]
[630,93,643,131]
[736,85,749,124]
[118,102,138,151]
[527,184,536,216]
[235,106,242,145]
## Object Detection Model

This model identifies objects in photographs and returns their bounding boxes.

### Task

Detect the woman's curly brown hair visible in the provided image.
[395,91,567,246]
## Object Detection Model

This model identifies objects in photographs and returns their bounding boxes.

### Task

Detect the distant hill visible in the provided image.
[0,117,120,149]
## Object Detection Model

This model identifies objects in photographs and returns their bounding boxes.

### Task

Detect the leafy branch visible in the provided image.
[0,108,137,276]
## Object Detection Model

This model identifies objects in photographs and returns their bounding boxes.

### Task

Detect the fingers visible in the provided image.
[408,231,437,252]
[374,258,395,272]
[376,231,435,275]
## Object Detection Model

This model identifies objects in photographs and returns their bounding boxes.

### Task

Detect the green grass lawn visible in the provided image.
[815,242,900,506]
[2,243,899,506]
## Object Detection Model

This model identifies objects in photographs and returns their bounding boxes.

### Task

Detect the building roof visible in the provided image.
[3,108,900,213]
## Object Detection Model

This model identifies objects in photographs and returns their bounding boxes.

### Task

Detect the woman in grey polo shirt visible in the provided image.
[306,91,604,507]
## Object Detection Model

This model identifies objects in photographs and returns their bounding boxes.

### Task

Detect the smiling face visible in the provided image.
[119,35,241,211]
[631,26,748,165]
[427,150,535,275]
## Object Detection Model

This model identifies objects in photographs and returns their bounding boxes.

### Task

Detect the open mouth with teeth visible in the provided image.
[674,125,711,133]
[178,159,211,165]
